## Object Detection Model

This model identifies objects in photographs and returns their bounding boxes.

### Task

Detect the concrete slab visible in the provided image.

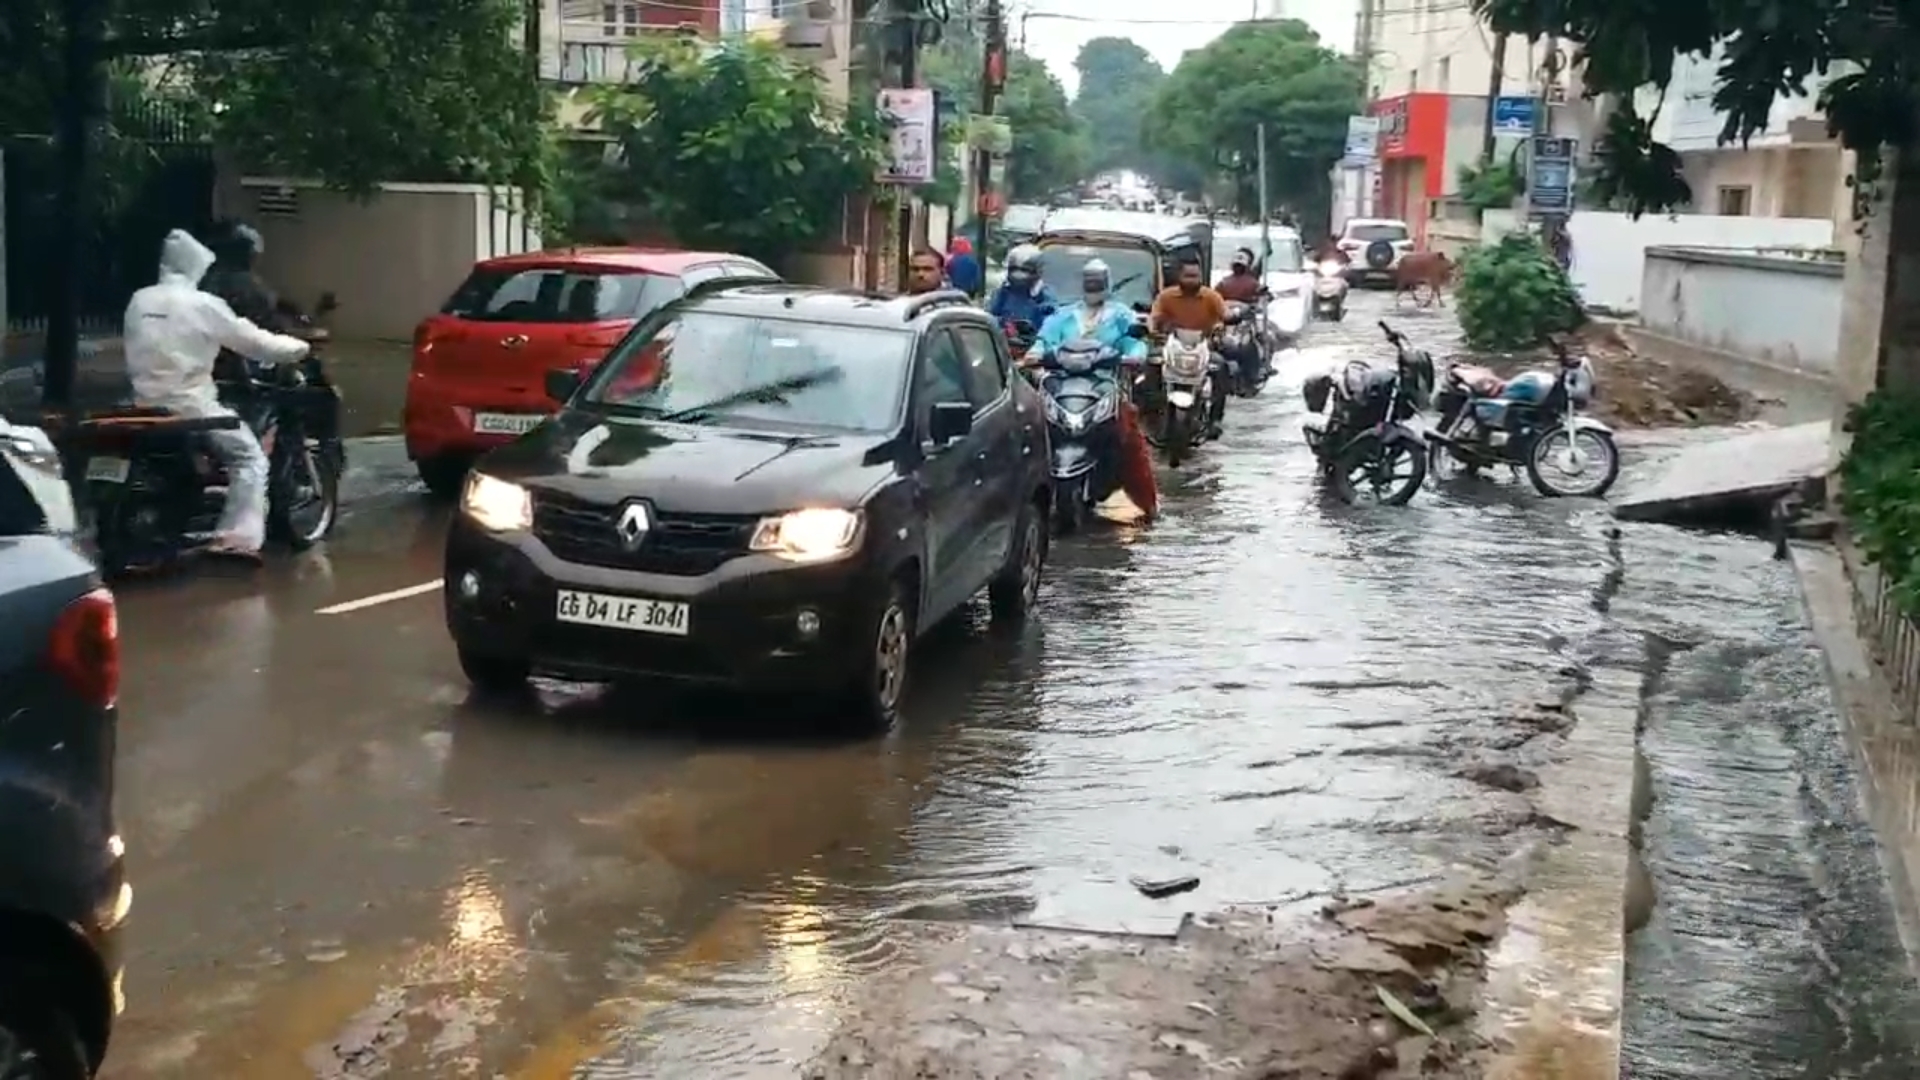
[1612,420,1831,523]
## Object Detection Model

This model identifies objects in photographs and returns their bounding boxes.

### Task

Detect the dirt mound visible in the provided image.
[1454,322,1759,429]
[804,873,1520,1079]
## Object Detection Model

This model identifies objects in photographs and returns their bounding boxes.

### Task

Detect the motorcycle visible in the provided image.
[1003,318,1038,357]
[1219,300,1270,397]
[75,323,345,576]
[1429,336,1620,497]
[1301,321,1433,505]
[1312,259,1349,321]
[1157,329,1217,467]
[1032,336,1129,533]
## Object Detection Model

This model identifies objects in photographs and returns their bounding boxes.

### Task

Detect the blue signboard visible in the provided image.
[1528,135,1576,218]
[1493,96,1535,135]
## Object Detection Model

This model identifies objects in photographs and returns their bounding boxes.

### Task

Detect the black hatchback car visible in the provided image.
[443,285,1053,731]
[0,420,126,1077]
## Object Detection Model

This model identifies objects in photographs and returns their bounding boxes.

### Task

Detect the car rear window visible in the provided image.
[584,311,912,434]
[440,267,672,323]
[1346,223,1410,242]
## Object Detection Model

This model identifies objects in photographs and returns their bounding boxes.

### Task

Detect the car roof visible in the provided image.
[684,283,989,331]
[475,246,769,275]
[1042,207,1196,240]
[1344,218,1410,228]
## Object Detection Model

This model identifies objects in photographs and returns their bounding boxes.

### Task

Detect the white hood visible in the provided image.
[157,229,216,288]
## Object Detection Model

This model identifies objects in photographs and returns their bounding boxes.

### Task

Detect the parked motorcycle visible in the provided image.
[76,324,344,576]
[1429,336,1620,497]
[1034,337,1128,532]
[1312,259,1349,321]
[1157,329,1217,467]
[1301,321,1433,505]
[1220,301,1270,397]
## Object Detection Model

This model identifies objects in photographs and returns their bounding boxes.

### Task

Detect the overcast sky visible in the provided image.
[1012,0,1360,98]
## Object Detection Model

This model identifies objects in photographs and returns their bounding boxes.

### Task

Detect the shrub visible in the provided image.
[1457,160,1524,212]
[1454,233,1584,352]
[1840,390,1920,614]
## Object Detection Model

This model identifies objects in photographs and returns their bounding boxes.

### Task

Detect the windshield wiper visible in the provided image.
[653,367,844,424]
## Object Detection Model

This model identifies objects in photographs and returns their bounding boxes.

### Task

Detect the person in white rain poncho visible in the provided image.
[123,229,312,559]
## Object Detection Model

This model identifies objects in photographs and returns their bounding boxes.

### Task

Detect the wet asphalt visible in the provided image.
[93,291,1918,1077]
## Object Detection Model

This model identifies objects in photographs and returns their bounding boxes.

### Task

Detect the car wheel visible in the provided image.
[989,503,1047,623]
[0,999,87,1080]
[417,457,470,500]
[458,647,531,696]
[836,580,913,735]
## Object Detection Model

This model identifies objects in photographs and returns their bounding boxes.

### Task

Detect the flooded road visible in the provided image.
[90,291,1896,1077]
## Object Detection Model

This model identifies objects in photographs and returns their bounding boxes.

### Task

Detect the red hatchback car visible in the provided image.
[404,248,778,496]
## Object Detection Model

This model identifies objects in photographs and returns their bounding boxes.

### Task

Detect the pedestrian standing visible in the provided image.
[945,237,983,298]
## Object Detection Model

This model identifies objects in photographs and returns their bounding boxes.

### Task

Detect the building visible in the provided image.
[1649,48,1852,231]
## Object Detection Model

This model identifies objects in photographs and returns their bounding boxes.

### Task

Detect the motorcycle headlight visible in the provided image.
[1317,261,1345,277]
[1089,392,1119,426]
[1043,394,1068,426]
[749,507,864,562]
[462,472,532,532]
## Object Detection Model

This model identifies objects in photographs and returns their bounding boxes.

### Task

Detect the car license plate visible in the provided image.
[473,412,544,435]
[554,589,690,636]
[84,456,130,483]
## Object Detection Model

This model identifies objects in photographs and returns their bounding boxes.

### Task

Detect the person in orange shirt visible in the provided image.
[1148,254,1230,438]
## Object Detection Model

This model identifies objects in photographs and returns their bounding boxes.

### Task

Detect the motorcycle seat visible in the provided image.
[1447,364,1505,396]
[78,410,243,433]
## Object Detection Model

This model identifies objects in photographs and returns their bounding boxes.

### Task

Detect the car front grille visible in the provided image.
[531,491,755,575]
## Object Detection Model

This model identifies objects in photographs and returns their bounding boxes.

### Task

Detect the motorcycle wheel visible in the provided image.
[1163,410,1188,467]
[1052,477,1087,534]
[1330,302,1345,322]
[1331,437,1427,506]
[1526,425,1621,498]
[270,440,342,549]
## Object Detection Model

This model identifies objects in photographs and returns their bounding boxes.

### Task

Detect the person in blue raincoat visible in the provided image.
[1026,258,1157,518]
[986,244,1058,330]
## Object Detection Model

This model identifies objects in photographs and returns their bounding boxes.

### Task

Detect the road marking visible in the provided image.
[316,579,443,615]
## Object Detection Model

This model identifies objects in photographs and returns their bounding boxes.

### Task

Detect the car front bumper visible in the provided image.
[444,516,881,689]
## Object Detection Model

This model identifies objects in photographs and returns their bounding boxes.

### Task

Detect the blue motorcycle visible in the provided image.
[1032,337,1128,532]
[1429,337,1620,497]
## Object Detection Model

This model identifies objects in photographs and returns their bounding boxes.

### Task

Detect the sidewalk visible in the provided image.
[0,336,410,440]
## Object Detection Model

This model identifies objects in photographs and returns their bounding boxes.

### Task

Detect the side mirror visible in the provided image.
[1131,301,1151,314]
[1125,321,1148,339]
[544,367,582,403]
[928,401,973,445]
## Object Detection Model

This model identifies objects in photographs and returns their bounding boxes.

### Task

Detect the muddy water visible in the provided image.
[1616,528,1920,1078]
[557,298,1627,1073]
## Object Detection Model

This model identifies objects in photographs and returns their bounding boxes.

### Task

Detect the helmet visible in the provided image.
[1080,258,1111,299]
[1006,244,1041,282]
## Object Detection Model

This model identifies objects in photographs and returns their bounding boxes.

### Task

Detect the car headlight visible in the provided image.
[1317,261,1344,276]
[462,472,532,532]
[749,508,864,562]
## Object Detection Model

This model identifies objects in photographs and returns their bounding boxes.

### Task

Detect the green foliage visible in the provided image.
[589,37,885,264]
[922,44,1087,203]
[1072,37,1164,175]
[0,0,548,195]
[1455,234,1585,352]
[1470,0,1898,219]
[1841,391,1920,616]
[1144,20,1362,219]
[1457,159,1524,211]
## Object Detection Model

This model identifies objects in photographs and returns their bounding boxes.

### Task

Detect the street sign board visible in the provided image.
[877,88,937,184]
[1527,135,1577,218]
[1342,116,1380,166]
[1493,96,1535,135]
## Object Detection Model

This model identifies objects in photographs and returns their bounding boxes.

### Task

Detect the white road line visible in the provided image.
[316,579,444,615]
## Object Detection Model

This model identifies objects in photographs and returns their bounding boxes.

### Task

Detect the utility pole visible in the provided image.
[44,0,108,411]
[1256,123,1271,270]
[523,0,543,250]
[1355,0,1375,97]
[892,0,923,291]
[1479,31,1508,165]
[974,0,1006,267]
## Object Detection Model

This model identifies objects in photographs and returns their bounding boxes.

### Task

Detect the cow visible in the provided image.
[1394,251,1455,308]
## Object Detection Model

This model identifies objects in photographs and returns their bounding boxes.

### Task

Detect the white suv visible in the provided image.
[1337,218,1415,285]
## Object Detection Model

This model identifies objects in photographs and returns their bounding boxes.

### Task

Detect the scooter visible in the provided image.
[1312,259,1349,321]
[1219,301,1270,397]
[1033,337,1127,533]
[1158,329,1216,468]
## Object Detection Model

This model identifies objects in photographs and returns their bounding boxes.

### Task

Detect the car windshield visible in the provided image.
[582,311,911,434]
[1036,244,1158,310]
[1214,237,1303,274]
[441,267,671,323]
[1346,223,1410,242]
[1002,204,1047,233]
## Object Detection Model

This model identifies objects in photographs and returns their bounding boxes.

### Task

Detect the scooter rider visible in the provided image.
[987,244,1059,331]
[123,228,312,561]
[1029,259,1158,519]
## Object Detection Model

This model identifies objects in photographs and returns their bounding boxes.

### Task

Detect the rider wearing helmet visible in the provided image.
[986,244,1059,330]
[1029,259,1158,519]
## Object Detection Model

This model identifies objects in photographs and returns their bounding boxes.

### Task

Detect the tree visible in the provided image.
[1471,0,1892,218]
[1145,20,1362,221]
[589,37,886,265]
[1072,37,1164,175]
[1002,53,1089,199]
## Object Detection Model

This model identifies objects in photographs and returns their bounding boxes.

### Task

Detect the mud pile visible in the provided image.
[1455,322,1760,429]
[804,874,1520,1080]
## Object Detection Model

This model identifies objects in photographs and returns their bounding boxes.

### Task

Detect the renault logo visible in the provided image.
[615,502,651,550]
